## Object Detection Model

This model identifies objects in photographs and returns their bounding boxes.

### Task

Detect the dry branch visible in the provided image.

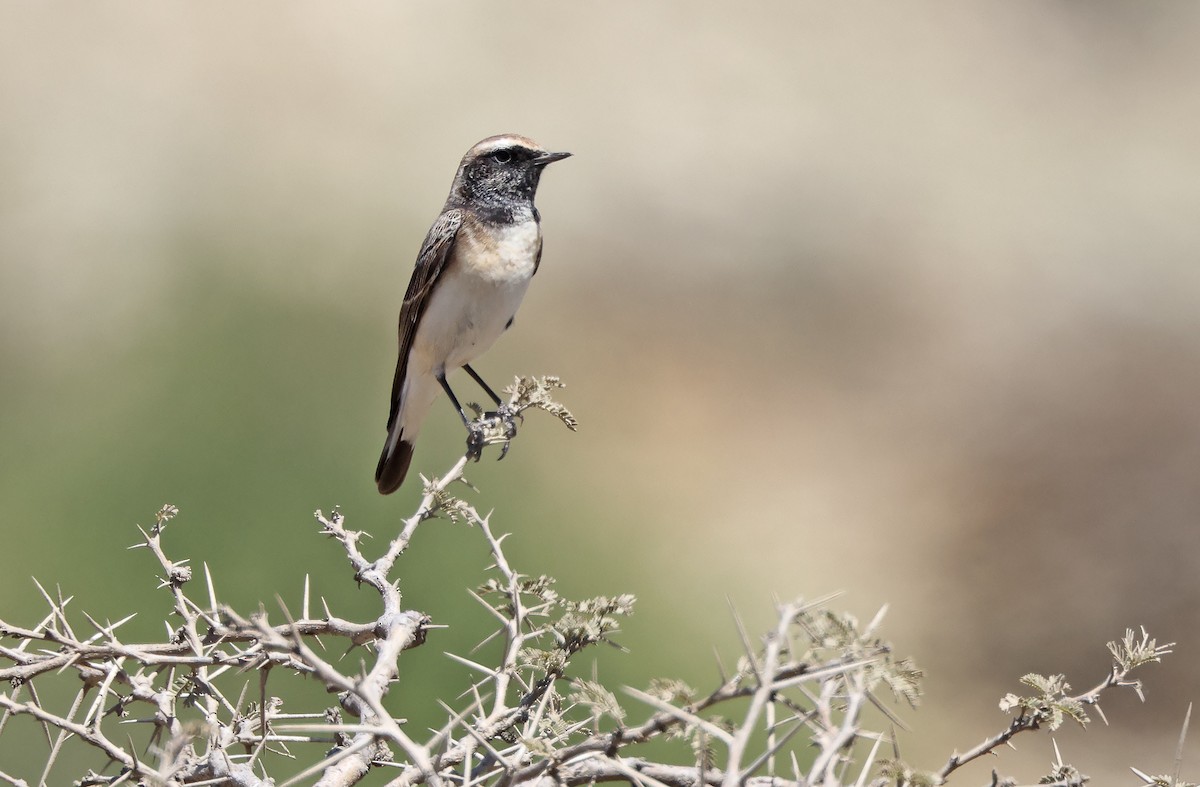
[0,378,1184,787]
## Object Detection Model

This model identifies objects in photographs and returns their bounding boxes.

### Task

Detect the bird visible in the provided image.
[375,134,571,494]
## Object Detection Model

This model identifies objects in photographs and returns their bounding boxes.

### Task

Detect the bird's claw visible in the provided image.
[466,422,488,462]
[494,405,519,460]
[465,405,520,462]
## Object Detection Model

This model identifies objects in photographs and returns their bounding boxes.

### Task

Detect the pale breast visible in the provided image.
[408,217,541,375]
[457,218,542,283]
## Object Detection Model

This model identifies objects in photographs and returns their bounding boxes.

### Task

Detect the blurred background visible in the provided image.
[3,2,1199,782]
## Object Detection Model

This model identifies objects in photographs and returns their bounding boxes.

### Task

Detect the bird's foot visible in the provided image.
[466,421,487,462]
[465,404,521,462]
[492,404,520,460]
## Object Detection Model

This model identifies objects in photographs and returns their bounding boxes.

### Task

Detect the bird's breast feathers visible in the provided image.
[456,216,542,285]
[408,216,540,373]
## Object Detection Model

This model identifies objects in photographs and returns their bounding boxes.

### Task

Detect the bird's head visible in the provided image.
[451,134,571,216]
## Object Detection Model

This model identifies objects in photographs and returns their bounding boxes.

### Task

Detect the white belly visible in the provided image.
[408,219,539,376]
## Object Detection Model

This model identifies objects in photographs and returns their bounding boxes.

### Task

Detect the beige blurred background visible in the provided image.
[3,2,1199,782]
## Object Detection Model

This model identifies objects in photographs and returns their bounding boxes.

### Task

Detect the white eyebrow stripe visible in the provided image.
[470,134,544,156]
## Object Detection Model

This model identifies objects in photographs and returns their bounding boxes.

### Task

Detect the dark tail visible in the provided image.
[375,438,414,495]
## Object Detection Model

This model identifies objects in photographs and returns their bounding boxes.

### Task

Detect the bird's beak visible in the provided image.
[534,150,572,166]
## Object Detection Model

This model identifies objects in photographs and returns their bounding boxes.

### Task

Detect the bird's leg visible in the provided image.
[460,365,520,460]
[439,373,487,461]
[437,373,473,426]
[463,364,503,408]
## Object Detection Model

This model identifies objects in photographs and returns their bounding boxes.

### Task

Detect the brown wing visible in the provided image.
[532,207,543,275]
[384,209,464,433]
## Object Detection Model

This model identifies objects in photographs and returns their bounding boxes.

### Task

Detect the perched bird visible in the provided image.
[375,134,571,494]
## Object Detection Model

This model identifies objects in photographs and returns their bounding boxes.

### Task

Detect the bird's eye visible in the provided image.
[491,150,513,164]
